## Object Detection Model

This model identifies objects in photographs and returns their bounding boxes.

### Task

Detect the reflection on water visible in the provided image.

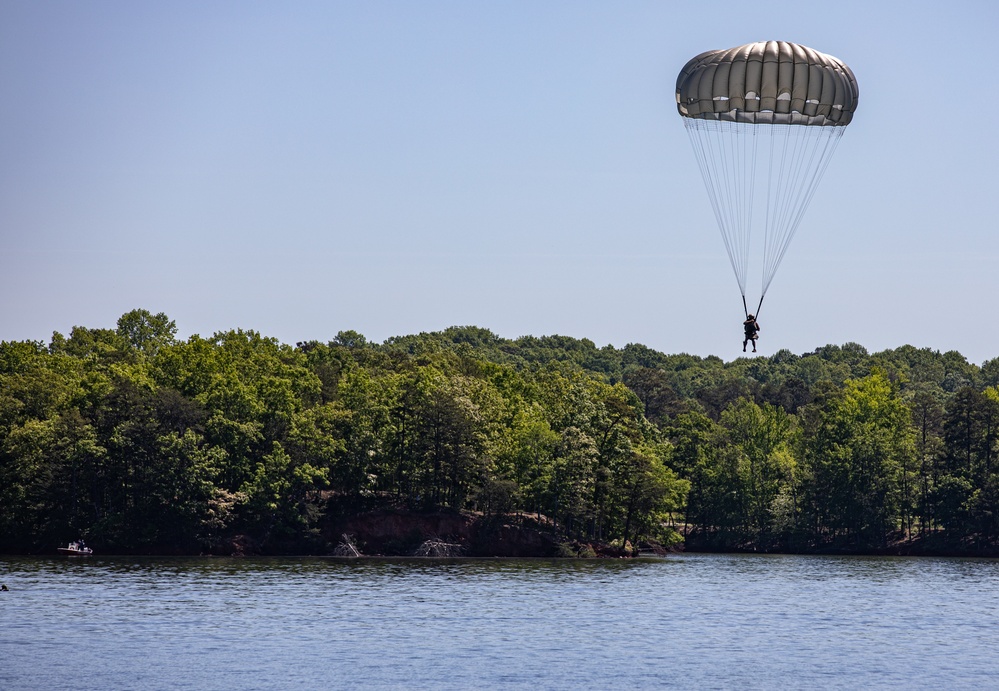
[2,555,998,689]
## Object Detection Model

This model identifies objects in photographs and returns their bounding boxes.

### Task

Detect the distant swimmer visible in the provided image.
[1,584,8,591]
[743,315,760,353]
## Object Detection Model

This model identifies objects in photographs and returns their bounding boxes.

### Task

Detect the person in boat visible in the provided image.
[743,314,760,353]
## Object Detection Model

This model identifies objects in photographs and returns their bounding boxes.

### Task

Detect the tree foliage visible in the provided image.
[1,315,997,554]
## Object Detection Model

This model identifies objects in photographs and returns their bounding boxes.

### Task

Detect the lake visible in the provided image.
[2,554,997,689]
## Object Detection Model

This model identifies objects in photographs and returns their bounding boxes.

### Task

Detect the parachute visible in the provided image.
[676,41,858,317]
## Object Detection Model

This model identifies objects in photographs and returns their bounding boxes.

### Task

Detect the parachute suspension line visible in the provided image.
[768,125,816,289]
[743,123,760,297]
[685,118,845,308]
[684,119,743,293]
[770,127,844,290]
[684,118,759,298]
[763,124,800,296]
[760,125,845,297]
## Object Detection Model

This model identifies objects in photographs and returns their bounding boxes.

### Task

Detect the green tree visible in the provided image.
[239,441,328,549]
[937,386,999,545]
[615,443,688,548]
[667,411,748,547]
[721,398,799,549]
[547,426,598,536]
[803,370,915,549]
[907,383,945,536]
[0,411,104,550]
[116,309,177,355]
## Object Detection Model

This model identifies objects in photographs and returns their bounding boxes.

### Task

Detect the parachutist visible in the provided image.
[743,315,760,353]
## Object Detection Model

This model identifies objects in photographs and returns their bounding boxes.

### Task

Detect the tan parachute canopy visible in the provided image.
[676,41,858,126]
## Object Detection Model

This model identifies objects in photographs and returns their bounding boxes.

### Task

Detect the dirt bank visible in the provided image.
[328,509,561,557]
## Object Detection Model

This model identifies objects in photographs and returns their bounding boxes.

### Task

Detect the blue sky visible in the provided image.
[2,1,997,363]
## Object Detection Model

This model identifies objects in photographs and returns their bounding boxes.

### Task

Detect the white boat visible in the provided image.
[57,541,93,556]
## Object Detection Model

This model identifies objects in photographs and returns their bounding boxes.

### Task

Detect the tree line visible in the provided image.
[1,309,997,555]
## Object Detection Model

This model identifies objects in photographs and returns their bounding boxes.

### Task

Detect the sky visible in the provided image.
[2,1,997,364]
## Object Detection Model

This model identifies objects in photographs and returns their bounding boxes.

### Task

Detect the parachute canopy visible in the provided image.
[675,41,858,315]
[676,41,858,126]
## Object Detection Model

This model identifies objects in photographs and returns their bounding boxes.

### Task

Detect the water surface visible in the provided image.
[2,554,997,689]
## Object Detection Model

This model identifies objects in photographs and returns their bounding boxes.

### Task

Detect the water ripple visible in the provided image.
[2,555,998,689]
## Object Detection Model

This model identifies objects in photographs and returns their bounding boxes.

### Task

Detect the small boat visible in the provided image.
[57,541,93,556]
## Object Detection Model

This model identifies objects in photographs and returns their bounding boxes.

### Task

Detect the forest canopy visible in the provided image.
[2,309,998,556]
